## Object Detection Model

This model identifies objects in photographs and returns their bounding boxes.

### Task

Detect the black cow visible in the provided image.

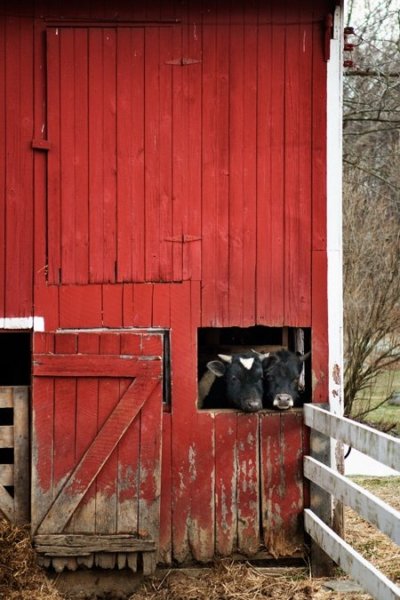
[262,349,311,410]
[204,352,268,412]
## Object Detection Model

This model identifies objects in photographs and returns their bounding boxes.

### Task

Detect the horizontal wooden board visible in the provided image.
[0,426,13,447]
[33,354,162,377]
[304,404,400,471]
[305,510,400,600]
[304,457,400,545]
[34,533,155,553]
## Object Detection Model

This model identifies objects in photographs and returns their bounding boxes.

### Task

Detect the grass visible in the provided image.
[350,369,400,436]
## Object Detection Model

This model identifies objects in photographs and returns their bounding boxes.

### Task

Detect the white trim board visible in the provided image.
[0,317,45,331]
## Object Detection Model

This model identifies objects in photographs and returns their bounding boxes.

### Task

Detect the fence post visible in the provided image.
[309,403,335,576]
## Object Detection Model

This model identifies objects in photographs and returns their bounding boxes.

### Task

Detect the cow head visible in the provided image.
[262,349,311,410]
[206,352,268,413]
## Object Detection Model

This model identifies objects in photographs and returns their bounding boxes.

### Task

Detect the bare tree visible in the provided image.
[343,0,400,420]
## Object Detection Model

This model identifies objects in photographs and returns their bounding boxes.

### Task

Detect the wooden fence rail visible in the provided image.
[304,403,400,600]
[0,387,30,524]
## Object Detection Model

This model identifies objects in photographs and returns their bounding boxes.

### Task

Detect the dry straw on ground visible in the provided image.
[0,519,62,600]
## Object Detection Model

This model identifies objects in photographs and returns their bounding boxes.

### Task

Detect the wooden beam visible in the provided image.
[305,510,400,600]
[0,464,13,486]
[0,388,14,408]
[13,387,30,524]
[304,457,400,545]
[33,353,162,377]
[304,404,400,471]
[34,533,155,554]
[0,486,14,522]
[0,426,13,447]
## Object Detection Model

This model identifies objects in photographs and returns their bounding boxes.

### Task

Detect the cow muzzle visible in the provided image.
[242,398,263,413]
[273,394,294,410]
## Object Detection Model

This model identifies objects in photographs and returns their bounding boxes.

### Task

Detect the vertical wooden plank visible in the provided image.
[311,9,329,405]
[31,375,54,533]
[88,28,106,283]
[284,6,312,326]
[95,332,120,569]
[13,387,30,524]
[159,412,172,564]
[59,28,77,284]
[170,281,194,562]
[102,28,117,283]
[228,7,245,326]
[260,412,281,555]
[144,27,161,282]
[53,334,77,500]
[188,412,215,562]
[158,27,174,282]
[241,4,258,326]
[201,3,230,326]
[117,334,141,541]
[215,412,237,556]
[182,2,202,281]
[116,28,145,282]
[0,17,5,315]
[72,28,89,284]
[237,414,260,556]
[138,380,163,549]
[46,27,61,284]
[256,9,285,325]
[280,411,305,553]
[67,334,99,564]
[4,16,34,314]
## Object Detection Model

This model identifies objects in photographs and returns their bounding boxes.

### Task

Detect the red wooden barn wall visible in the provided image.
[0,0,333,566]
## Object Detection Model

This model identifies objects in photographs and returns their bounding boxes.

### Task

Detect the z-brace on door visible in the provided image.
[31,331,163,573]
[46,26,201,285]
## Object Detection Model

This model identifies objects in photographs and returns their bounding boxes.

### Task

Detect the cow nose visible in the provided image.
[245,398,262,412]
[273,394,293,410]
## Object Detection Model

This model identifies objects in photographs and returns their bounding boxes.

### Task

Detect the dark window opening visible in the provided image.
[162,330,171,411]
[0,332,31,385]
[198,326,311,410]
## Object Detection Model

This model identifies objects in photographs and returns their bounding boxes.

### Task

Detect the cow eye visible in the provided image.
[231,375,238,382]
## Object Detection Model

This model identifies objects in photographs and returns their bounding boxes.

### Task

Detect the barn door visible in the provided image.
[31,331,163,573]
[45,26,201,285]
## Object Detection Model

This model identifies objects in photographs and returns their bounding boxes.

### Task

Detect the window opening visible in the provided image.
[198,326,311,410]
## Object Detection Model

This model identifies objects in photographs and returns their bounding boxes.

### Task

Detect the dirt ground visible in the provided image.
[0,477,398,600]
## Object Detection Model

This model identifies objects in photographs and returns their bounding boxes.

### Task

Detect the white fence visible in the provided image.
[303,404,400,600]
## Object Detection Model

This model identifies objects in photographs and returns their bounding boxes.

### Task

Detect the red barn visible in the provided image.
[0,0,344,576]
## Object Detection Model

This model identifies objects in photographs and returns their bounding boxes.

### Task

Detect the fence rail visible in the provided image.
[304,403,400,600]
[0,387,30,524]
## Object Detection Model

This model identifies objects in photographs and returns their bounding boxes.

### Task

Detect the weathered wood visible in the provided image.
[0,388,13,408]
[0,486,14,521]
[305,510,400,600]
[33,353,161,377]
[308,405,335,577]
[13,387,30,523]
[304,404,400,471]
[0,426,13,447]
[36,377,160,534]
[34,533,156,553]
[0,464,13,486]
[305,456,400,545]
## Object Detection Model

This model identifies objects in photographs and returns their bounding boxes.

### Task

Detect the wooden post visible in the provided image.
[309,403,335,576]
[13,387,30,524]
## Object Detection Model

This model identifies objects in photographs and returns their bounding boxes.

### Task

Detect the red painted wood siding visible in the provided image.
[32,330,163,568]
[40,1,328,329]
[0,15,34,318]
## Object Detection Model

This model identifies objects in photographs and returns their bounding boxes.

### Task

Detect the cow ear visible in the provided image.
[299,351,311,363]
[207,360,226,377]
[218,354,233,364]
